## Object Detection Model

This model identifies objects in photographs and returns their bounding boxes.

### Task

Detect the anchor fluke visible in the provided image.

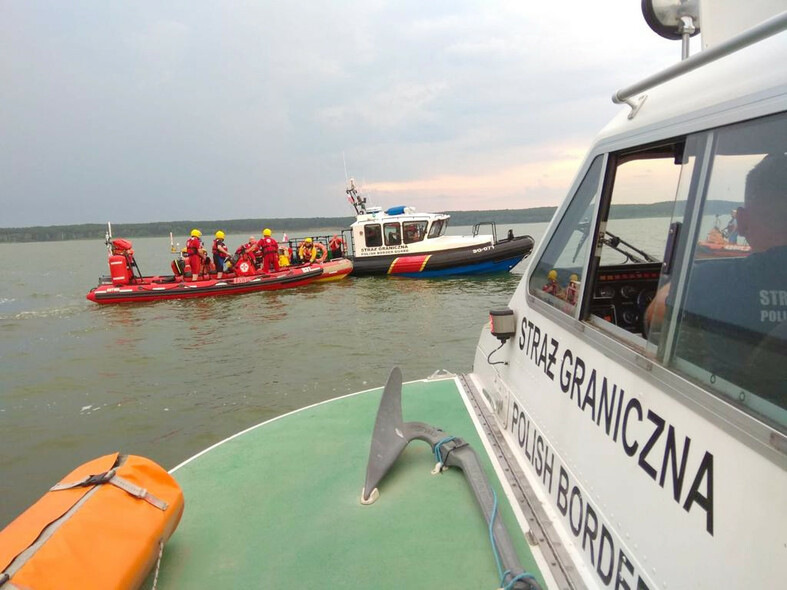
[361,367,409,503]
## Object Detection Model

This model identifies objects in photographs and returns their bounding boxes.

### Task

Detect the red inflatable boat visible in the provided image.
[86,237,324,304]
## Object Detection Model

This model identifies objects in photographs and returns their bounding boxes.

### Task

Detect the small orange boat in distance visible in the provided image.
[696,224,751,259]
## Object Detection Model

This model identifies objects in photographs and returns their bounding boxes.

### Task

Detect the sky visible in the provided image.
[0,1,690,228]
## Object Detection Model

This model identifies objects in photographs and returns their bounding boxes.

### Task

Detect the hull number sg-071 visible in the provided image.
[473,245,494,254]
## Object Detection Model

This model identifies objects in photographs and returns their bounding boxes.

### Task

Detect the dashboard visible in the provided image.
[589,263,661,334]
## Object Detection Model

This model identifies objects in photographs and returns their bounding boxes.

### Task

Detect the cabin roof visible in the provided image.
[596,28,786,151]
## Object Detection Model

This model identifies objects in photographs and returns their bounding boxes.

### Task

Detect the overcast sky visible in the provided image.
[0,1,689,228]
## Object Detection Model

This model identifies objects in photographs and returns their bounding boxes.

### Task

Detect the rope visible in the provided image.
[433,441,539,589]
[432,436,456,466]
[490,489,538,590]
[150,539,164,590]
[502,573,537,590]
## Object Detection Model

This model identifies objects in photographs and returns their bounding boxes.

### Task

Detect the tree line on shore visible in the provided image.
[0,209,557,243]
[0,201,739,243]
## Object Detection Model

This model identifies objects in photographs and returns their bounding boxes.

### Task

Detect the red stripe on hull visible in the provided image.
[387,255,431,274]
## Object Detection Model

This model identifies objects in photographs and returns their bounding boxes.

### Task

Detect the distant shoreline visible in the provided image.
[0,201,738,243]
[0,208,557,243]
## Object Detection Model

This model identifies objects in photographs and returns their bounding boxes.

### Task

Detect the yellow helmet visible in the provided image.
[305,237,313,243]
[547,270,557,281]
[263,228,272,237]
[569,273,578,282]
[190,229,201,237]
[216,230,225,239]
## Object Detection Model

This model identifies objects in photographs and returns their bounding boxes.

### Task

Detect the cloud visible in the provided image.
[362,139,588,211]
[0,1,684,227]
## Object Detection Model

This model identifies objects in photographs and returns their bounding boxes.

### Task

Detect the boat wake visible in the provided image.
[0,305,83,322]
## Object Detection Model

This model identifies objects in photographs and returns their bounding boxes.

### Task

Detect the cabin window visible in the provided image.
[428,219,446,238]
[364,224,383,247]
[585,143,683,334]
[384,223,401,246]
[529,156,603,314]
[655,113,787,427]
[403,221,427,244]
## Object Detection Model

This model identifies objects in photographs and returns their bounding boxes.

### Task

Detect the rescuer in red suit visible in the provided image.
[186,229,206,281]
[253,228,280,273]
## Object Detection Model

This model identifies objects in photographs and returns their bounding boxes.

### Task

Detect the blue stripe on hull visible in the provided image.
[395,256,522,278]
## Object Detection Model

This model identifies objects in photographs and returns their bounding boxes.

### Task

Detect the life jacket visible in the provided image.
[212,238,225,256]
[261,237,278,256]
[186,236,202,256]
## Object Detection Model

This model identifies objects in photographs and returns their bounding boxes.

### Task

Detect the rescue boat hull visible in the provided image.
[695,240,751,258]
[86,266,323,304]
[349,236,533,277]
[309,257,354,282]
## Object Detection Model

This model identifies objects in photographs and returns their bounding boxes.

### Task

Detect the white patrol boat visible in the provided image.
[2,2,784,589]
[343,178,535,276]
[471,0,787,587]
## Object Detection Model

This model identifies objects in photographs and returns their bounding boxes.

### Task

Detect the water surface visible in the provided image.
[0,223,546,526]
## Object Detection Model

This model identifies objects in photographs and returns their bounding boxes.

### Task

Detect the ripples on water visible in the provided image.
[0,227,540,525]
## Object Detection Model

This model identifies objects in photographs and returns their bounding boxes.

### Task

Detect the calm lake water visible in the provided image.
[0,222,549,527]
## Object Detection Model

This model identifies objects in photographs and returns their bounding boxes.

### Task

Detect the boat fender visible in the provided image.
[0,453,184,590]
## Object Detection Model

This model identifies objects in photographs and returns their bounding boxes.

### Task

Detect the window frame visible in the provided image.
[384,222,401,246]
[527,154,606,319]
[364,223,383,248]
[403,221,427,244]
[523,120,787,452]
[428,219,445,238]
[653,114,787,429]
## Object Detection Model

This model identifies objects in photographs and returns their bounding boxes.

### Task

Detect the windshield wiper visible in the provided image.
[602,231,657,263]
[573,221,657,264]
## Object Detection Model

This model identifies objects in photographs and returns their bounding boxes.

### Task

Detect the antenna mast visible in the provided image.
[346,177,367,215]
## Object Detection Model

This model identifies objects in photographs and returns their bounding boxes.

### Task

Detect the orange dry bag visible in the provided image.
[0,453,184,590]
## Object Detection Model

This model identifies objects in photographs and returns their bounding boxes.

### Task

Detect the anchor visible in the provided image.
[361,367,541,590]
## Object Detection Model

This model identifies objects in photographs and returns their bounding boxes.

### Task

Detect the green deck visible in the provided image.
[157,376,546,589]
